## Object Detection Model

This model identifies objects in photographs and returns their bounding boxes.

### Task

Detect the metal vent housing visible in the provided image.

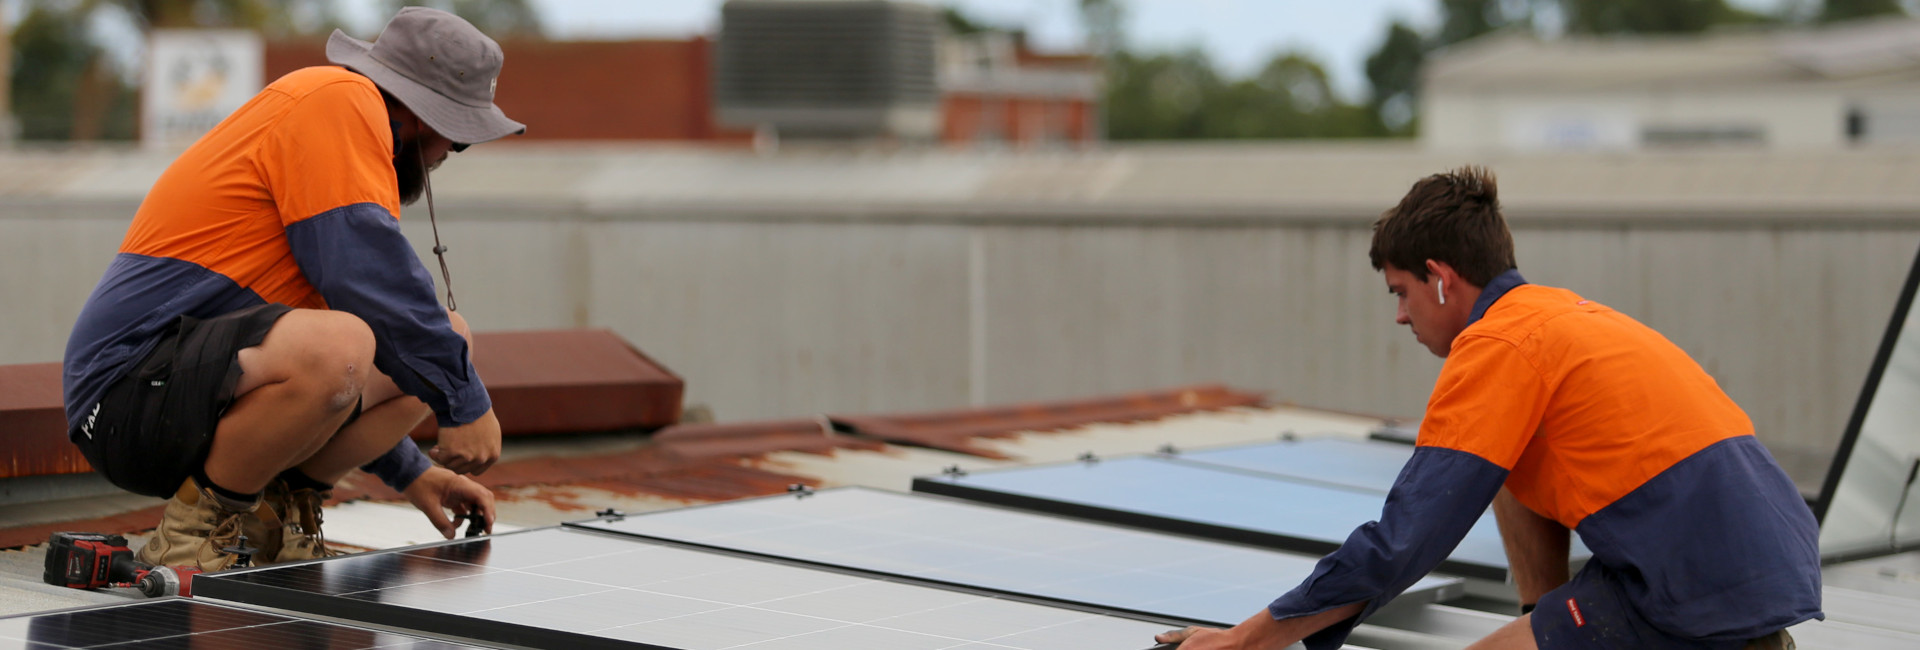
[715,0,941,139]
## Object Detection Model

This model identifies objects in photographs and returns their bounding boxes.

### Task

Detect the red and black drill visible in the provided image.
[41,532,215,598]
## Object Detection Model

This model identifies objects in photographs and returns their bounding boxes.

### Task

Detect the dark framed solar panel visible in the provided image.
[571,487,1464,627]
[913,455,1519,581]
[0,598,486,649]
[196,526,1175,650]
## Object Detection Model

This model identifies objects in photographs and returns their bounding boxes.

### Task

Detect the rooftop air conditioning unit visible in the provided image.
[714,0,941,140]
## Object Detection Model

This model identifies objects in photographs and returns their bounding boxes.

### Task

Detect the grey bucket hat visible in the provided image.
[326,6,526,145]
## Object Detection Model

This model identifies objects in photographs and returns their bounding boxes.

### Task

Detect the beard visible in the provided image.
[396,136,427,206]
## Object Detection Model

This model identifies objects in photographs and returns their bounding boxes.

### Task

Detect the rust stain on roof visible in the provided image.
[2,384,1268,546]
[0,363,91,479]
[830,383,1266,458]
[652,419,885,459]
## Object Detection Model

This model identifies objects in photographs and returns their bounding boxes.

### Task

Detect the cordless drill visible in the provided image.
[42,532,204,598]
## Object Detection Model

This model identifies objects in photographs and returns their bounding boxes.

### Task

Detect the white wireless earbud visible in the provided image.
[1437,279,1446,305]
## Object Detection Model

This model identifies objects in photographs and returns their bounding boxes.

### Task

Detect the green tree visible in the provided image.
[9,3,138,140]
[1553,0,1767,34]
[8,0,352,141]
[1104,48,1217,139]
[1364,21,1425,135]
[1105,48,1379,140]
[1819,0,1906,22]
[1439,0,1508,45]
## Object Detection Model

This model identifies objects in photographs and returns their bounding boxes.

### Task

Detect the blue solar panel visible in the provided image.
[914,454,1528,581]
[572,487,1464,627]
[1174,438,1416,493]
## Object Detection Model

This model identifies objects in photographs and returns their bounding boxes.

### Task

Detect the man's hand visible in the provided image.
[403,466,497,539]
[1153,603,1362,650]
[429,408,501,475]
[1154,626,1238,649]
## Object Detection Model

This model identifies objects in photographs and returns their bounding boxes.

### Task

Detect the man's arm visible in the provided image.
[1493,487,1570,608]
[1226,334,1554,650]
[258,80,493,430]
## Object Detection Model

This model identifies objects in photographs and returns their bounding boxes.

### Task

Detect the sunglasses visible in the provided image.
[450,142,471,153]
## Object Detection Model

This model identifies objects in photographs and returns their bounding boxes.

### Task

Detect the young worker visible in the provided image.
[1157,167,1819,649]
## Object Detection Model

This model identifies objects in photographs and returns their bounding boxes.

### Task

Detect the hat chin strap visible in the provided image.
[421,153,458,313]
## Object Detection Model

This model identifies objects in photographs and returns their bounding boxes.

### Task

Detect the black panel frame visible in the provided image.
[0,596,501,649]
[912,475,1510,582]
[195,528,674,650]
[1814,242,1920,563]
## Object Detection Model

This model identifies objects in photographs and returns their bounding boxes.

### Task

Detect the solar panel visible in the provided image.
[0,598,484,649]
[572,487,1464,627]
[913,455,1520,581]
[196,526,1174,650]
[1176,439,1592,563]
[1817,243,1920,561]
[1173,438,1417,493]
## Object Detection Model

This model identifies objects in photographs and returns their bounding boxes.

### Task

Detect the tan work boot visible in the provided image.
[1744,629,1795,650]
[270,482,342,562]
[135,477,281,571]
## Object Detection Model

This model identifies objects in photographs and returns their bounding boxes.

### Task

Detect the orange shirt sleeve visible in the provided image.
[254,79,400,225]
[1416,333,1553,470]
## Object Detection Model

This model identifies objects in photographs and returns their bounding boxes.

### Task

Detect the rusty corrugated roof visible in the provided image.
[829,383,1266,458]
[1,383,1282,549]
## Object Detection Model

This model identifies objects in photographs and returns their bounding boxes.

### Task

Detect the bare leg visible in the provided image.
[1465,614,1538,650]
[202,310,375,494]
[1494,488,1572,606]
[202,309,474,492]
[296,310,472,484]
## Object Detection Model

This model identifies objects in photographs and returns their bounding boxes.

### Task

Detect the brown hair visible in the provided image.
[1368,166,1516,287]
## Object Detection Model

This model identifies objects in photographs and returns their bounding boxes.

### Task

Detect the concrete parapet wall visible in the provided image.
[5,145,1916,488]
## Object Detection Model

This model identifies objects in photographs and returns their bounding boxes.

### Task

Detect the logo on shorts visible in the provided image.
[1567,598,1587,628]
[81,403,101,439]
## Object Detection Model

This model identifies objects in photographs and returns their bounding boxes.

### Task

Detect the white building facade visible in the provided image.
[1424,19,1920,151]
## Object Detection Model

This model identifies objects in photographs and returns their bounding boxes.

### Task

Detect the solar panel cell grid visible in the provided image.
[912,455,1517,580]
[198,528,1171,650]
[574,488,1460,626]
[1174,438,1415,493]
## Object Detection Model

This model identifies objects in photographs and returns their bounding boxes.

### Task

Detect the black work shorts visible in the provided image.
[73,303,294,498]
[1532,562,1760,650]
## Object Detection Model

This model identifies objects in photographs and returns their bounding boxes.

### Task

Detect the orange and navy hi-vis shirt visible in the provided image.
[1267,270,1822,649]
[62,66,489,491]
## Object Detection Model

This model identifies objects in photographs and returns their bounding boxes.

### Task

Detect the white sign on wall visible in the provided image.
[143,29,263,148]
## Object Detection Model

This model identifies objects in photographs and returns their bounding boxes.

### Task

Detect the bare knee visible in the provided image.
[288,311,376,411]
[446,310,473,345]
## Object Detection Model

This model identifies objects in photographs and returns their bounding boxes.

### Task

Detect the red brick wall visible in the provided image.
[942,93,1095,147]
[265,37,751,142]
